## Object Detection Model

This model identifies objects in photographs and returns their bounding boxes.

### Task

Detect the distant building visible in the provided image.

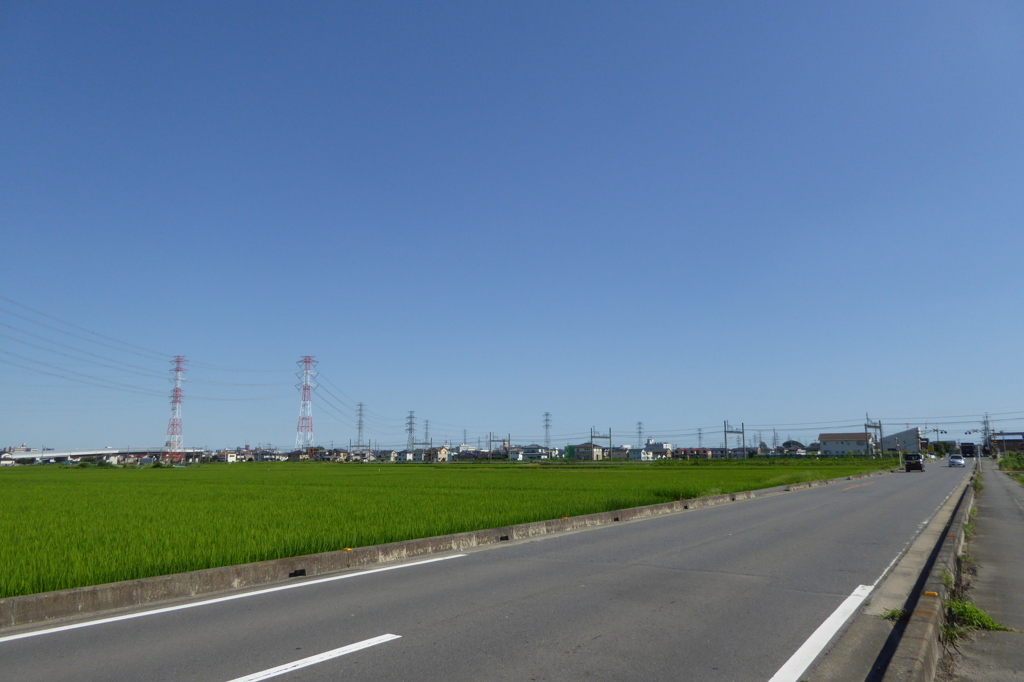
[423,446,450,462]
[509,444,551,461]
[818,432,875,456]
[608,446,632,460]
[573,443,604,461]
[644,439,673,459]
[674,447,713,460]
[880,428,921,454]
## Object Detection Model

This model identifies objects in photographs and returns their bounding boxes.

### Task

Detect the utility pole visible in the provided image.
[864,413,883,458]
[724,421,745,458]
[982,413,992,455]
[589,427,612,460]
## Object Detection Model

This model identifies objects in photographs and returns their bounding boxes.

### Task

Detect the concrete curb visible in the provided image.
[881,466,976,682]
[0,467,891,631]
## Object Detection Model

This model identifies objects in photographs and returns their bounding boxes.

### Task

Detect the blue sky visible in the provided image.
[2,1,1023,450]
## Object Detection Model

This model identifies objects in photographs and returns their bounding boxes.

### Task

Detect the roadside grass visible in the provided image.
[0,458,891,599]
[943,599,1013,642]
[881,608,906,622]
[971,469,984,494]
[997,453,1024,472]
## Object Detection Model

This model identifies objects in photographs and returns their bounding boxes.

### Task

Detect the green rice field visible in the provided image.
[0,459,893,598]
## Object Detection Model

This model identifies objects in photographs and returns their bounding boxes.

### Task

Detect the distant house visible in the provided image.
[608,446,631,460]
[629,446,655,461]
[573,443,604,461]
[644,439,673,459]
[674,448,712,460]
[423,447,450,463]
[509,445,550,461]
[818,433,875,456]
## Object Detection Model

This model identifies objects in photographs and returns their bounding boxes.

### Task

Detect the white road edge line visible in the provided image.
[226,634,401,682]
[767,584,873,682]
[0,555,465,645]
[769,470,970,682]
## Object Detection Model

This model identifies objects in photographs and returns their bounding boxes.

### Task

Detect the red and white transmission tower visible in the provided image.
[164,355,187,463]
[295,355,317,452]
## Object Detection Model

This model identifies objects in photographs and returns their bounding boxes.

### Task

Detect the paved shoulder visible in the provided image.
[948,459,1024,681]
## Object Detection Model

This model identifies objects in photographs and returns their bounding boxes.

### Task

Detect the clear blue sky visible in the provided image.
[2,1,1023,451]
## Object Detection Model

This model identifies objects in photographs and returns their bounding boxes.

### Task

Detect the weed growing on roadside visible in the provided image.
[971,470,984,494]
[941,568,955,593]
[944,599,1012,643]
[958,551,975,576]
[881,608,906,622]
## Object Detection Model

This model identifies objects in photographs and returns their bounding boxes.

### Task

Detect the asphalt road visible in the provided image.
[1,463,969,682]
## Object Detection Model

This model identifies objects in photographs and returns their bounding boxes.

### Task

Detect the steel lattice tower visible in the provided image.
[406,411,416,452]
[164,355,187,463]
[543,412,551,449]
[295,356,318,451]
[356,402,365,449]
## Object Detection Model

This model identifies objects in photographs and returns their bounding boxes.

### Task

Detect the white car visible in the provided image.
[949,454,965,467]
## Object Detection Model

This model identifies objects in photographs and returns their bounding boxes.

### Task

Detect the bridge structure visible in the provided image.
[1,447,205,464]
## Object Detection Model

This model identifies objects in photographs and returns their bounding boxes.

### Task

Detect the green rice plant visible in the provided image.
[0,459,891,599]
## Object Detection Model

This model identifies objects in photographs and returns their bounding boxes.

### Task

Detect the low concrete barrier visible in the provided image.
[881,469,976,682]
[0,467,892,632]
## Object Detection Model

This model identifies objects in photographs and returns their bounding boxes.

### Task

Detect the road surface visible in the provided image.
[1,463,968,681]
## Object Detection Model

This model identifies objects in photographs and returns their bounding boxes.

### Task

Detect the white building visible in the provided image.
[573,443,604,460]
[880,428,922,454]
[818,432,876,456]
[629,446,654,461]
[644,439,673,459]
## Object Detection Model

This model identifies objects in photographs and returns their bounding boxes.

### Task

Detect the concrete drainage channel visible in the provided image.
[0,468,894,633]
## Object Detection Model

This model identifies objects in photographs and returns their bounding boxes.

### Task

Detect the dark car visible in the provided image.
[905,454,925,472]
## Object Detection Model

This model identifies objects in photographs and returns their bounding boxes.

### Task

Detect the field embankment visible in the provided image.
[0,459,891,598]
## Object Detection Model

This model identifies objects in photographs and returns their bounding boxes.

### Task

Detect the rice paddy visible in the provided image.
[0,458,892,598]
